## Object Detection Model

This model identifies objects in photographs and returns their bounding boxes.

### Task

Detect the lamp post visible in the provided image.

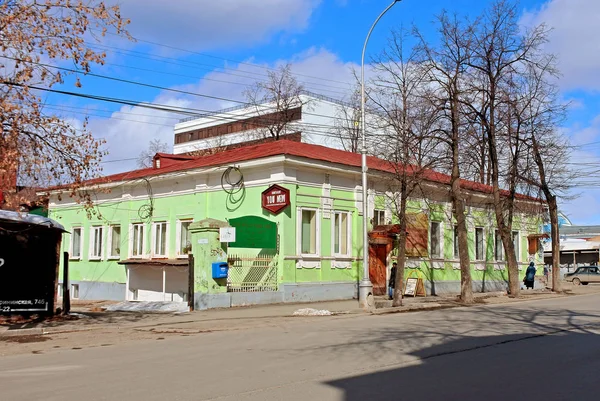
[358,0,401,309]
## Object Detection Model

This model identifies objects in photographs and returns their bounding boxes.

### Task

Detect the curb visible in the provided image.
[371,302,450,315]
[1,289,597,338]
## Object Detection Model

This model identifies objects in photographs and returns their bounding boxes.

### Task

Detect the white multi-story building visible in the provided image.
[173,92,362,155]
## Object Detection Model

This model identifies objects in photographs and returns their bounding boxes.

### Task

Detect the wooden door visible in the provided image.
[369,244,388,296]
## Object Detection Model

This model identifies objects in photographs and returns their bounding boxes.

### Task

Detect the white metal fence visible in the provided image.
[227,254,278,292]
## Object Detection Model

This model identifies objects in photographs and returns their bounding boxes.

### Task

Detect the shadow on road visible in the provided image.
[322,305,600,400]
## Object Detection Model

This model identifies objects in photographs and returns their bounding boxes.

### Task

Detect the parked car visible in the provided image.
[564,265,600,285]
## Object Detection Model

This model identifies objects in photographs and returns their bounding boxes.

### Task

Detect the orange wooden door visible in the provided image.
[369,244,388,295]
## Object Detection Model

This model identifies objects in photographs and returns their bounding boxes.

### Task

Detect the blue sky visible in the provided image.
[45,0,600,224]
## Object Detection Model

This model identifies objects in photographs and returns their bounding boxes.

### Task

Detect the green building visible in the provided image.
[47,140,545,309]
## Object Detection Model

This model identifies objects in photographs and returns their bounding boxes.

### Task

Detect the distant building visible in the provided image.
[173,92,360,155]
[543,212,600,268]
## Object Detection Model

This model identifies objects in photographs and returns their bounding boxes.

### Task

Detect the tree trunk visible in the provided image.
[548,193,561,292]
[530,133,561,293]
[449,87,473,303]
[392,181,408,307]
[453,194,473,303]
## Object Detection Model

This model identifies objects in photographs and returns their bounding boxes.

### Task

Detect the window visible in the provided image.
[152,222,168,257]
[108,225,121,259]
[495,230,504,261]
[300,209,318,255]
[333,212,351,256]
[453,225,459,259]
[90,226,104,260]
[430,222,441,258]
[373,209,386,227]
[71,284,79,299]
[177,219,193,257]
[131,223,145,257]
[70,227,82,259]
[475,227,485,260]
[512,231,520,262]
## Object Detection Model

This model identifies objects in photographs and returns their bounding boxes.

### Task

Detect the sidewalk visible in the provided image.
[0,299,364,337]
[2,282,598,338]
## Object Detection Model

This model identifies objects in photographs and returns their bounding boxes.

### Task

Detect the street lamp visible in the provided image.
[358,0,402,309]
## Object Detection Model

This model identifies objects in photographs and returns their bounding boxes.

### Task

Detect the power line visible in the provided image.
[86,42,352,96]
[1,56,359,128]
[0,56,385,136]
[96,30,354,87]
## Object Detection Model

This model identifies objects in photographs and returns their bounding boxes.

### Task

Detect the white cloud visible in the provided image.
[119,0,321,51]
[84,48,356,175]
[521,0,600,91]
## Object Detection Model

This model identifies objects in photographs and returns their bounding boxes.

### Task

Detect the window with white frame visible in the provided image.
[333,211,351,256]
[373,209,386,227]
[131,223,145,257]
[89,226,104,260]
[453,225,459,259]
[475,227,485,260]
[512,231,520,262]
[299,208,319,255]
[495,230,504,261]
[70,227,82,259]
[430,221,442,258]
[177,219,193,257]
[71,284,79,299]
[108,225,121,259]
[152,222,168,257]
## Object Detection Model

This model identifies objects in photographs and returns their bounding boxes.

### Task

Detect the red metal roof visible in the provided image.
[71,140,539,201]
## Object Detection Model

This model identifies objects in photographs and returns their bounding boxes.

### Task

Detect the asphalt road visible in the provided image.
[1,294,599,401]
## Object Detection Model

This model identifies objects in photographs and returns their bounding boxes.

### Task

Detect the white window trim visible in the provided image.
[429,221,443,259]
[151,221,169,258]
[373,209,386,227]
[176,219,193,258]
[297,207,321,257]
[89,226,104,261]
[512,231,520,262]
[453,225,459,259]
[107,225,121,260]
[130,223,146,259]
[495,230,504,261]
[70,226,83,260]
[332,211,352,257]
[475,227,485,261]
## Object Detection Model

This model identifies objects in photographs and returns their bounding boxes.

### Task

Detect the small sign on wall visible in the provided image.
[262,184,291,215]
[219,227,236,243]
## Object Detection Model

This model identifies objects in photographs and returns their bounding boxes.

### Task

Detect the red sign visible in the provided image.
[261,184,290,215]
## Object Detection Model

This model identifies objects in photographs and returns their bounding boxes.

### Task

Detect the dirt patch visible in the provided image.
[0,334,51,344]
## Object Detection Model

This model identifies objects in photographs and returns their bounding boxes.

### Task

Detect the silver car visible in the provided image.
[565,265,600,285]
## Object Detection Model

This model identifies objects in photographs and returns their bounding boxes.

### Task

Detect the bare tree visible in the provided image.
[369,28,439,306]
[463,0,550,296]
[332,87,361,153]
[137,139,170,168]
[243,64,310,140]
[415,11,476,303]
[509,60,573,293]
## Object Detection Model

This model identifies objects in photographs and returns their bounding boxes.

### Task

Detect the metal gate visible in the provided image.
[227,254,278,292]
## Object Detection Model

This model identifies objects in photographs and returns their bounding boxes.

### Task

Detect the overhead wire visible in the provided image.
[93,30,354,87]
[85,42,351,96]
[0,56,364,130]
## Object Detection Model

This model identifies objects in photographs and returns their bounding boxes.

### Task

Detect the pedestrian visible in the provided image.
[524,261,536,289]
[389,262,397,300]
[543,265,549,283]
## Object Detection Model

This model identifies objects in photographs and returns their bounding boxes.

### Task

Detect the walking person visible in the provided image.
[524,261,537,290]
[389,262,397,300]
